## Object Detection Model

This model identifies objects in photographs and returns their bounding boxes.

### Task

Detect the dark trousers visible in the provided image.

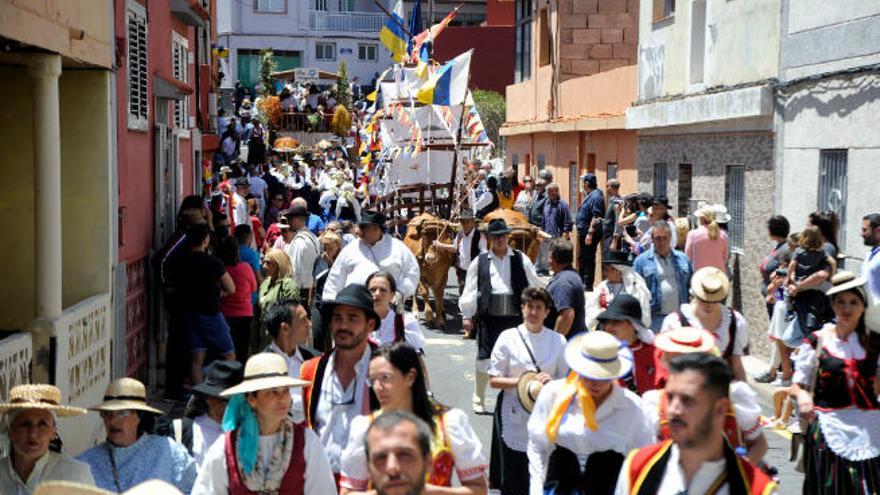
[578,233,600,289]
[489,391,529,495]
[456,268,467,296]
[165,310,187,396]
[225,316,253,365]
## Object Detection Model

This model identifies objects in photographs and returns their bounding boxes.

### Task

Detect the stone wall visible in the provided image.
[636,132,776,357]
[558,0,639,80]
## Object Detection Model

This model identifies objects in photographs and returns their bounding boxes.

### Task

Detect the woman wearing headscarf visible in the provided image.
[193,353,336,494]
[526,332,654,495]
[0,384,94,494]
[584,250,652,330]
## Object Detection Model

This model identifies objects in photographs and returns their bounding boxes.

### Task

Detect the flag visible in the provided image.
[411,8,458,61]
[407,0,422,55]
[380,1,407,62]
[416,50,472,106]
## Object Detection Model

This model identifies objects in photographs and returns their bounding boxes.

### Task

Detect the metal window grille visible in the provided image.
[652,163,668,198]
[172,37,189,130]
[818,149,848,251]
[515,0,533,82]
[314,0,327,11]
[607,162,618,180]
[677,163,693,217]
[725,165,746,252]
[537,154,545,171]
[127,7,148,125]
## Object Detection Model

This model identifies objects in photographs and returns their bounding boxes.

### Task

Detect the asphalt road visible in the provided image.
[418,277,804,493]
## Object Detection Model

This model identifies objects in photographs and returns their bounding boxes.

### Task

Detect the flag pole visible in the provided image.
[449,81,470,220]
[372,0,414,38]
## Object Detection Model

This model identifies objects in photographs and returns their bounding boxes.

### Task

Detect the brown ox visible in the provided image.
[482,208,550,262]
[403,213,456,328]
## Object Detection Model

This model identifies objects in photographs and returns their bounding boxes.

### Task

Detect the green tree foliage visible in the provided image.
[336,59,351,109]
[258,49,277,97]
[472,89,505,153]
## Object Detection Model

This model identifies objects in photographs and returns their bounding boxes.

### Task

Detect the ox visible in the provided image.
[482,208,550,262]
[403,213,456,328]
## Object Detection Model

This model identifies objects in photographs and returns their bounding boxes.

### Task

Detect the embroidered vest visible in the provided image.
[808,332,880,411]
[476,250,528,316]
[470,231,482,262]
[658,390,743,449]
[224,424,305,495]
[627,440,776,495]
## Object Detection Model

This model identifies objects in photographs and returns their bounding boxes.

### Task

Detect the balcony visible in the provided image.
[309,10,385,32]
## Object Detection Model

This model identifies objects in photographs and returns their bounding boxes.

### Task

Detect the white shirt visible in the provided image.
[584,271,653,329]
[340,408,487,490]
[473,190,494,212]
[232,192,249,227]
[315,346,373,473]
[323,235,421,300]
[489,325,568,451]
[862,245,880,300]
[0,451,95,495]
[660,304,749,356]
[191,414,223,467]
[286,228,321,289]
[192,424,337,495]
[527,383,654,495]
[514,190,532,212]
[459,248,545,318]
[267,341,307,423]
[372,308,425,350]
[655,254,680,316]
[455,229,487,271]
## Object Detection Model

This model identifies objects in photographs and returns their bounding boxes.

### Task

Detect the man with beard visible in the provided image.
[365,411,432,495]
[614,353,776,495]
[861,213,880,299]
[301,284,380,483]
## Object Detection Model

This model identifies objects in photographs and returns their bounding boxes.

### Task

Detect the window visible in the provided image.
[316,42,336,61]
[653,162,668,198]
[569,162,579,206]
[537,154,545,171]
[126,1,148,130]
[255,0,285,13]
[653,0,675,21]
[725,165,745,252]
[538,8,550,67]
[314,0,327,10]
[677,164,692,217]
[359,44,378,62]
[818,149,848,251]
[515,0,533,83]
[607,162,619,180]
[338,0,354,11]
[689,1,706,85]
[172,32,190,132]
[512,154,519,173]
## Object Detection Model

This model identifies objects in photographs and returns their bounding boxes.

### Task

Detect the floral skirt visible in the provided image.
[804,420,880,494]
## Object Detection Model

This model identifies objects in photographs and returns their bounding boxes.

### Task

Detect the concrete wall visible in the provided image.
[636,132,776,357]
[559,65,637,117]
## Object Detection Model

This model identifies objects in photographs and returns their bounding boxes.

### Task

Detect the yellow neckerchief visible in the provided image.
[545,371,598,444]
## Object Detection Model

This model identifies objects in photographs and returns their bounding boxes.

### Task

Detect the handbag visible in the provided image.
[781,310,805,348]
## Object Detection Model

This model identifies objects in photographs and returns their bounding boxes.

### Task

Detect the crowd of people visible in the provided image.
[2,144,879,495]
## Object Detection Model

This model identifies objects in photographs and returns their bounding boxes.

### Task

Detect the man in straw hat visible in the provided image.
[460,218,544,414]
[193,353,335,494]
[0,384,94,493]
[322,209,420,303]
[526,331,653,495]
[659,267,748,381]
[596,293,662,395]
[642,326,767,465]
[614,353,776,495]
[77,378,196,493]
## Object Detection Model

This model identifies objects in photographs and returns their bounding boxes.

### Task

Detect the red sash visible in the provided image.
[224,423,306,495]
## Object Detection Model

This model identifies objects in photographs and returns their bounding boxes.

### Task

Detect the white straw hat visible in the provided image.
[90,378,163,415]
[564,331,633,381]
[35,479,183,495]
[220,353,309,396]
[0,384,86,416]
[690,267,730,303]
[654,327,718,355]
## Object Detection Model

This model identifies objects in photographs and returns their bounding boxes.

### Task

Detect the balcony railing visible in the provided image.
[309,10,385,32]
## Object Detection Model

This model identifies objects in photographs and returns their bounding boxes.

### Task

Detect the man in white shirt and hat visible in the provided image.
[231,176,250,229]
[284,203,322,294]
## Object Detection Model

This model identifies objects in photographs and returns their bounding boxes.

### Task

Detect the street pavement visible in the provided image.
[419,279,804,492]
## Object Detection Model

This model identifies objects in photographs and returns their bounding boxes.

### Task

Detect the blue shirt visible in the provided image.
[308,213,326,236]
[545,268,587,338]
[542,198,572,236]
[633,248,692,315]
[576,189,605,233]
[77,433,196,493]
[863,245,880,300]
[240,245,261,303]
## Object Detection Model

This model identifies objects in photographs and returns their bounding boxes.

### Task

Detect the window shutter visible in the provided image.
[725,165,746,252]
[127,9,148,124]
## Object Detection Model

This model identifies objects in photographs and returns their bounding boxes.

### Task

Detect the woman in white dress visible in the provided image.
[366,271,425,351]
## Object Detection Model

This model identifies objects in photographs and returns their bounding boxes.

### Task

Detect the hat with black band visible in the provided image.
[220,353,309,396]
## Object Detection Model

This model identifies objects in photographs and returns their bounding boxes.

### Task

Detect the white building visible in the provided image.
[217,0,389,94]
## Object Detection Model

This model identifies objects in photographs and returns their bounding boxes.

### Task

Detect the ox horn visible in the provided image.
[537,230,553,239]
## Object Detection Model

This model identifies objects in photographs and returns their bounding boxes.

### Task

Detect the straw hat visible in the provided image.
[516,371,544,413]
[35,479,183,495]
[690,267,730,303]
[220,353,309,396]
[0,384,86,417]
[564,331,633,381]
[654,327,718,355]
[90,378,163,415]
[826,271,868,299]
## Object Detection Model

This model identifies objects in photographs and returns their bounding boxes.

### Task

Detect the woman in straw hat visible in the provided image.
[526,331,653,495]
[487,287,568,495]
[790,272,880,494]
[0,384,94,494]
[193,353,336,494]
[339,342,488,494]
[659,267,749,381]
[77,378,197,493]
[643,327,768,465]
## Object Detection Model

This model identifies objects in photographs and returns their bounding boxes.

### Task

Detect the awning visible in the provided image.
[271,68,340,81]
[153,74,193,101]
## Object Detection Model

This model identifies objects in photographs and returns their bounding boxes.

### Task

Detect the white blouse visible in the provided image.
[339,408,487,490]
[641,381,764,442]
[488,325,568,452]
[792,325,880,461]
[660,303,749,356]
[191,414,223,467]
[527,383,655,495]
[371,308,425,351]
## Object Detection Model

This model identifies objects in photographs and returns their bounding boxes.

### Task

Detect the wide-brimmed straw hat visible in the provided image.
[564,331,633,381]
[654,326,717,355]
[516,371,544,413]
[690,267,730,303]
[0,384,86,417]
[35,479,183,495]
[90,378,163,415]
[826,271,868,299]
[220,353,309,396]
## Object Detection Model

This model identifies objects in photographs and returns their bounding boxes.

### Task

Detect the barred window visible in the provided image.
[127,1,148,130]
[818,149,848,251]
[725,165,745,252]
[652,162,668,198]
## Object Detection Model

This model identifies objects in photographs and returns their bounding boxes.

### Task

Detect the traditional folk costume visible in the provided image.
[371,307,425,351]
[596,294,662,395]
[488,324,568,494]
[339,408,487,491]
[192,353,336,495]
[527,332,654,495]
[584,251,652,330]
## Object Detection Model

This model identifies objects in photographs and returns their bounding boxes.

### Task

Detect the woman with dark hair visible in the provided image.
[791,272,880,494]
[219,237,258,363]
[339,343,488,494]
[366,271,425,351]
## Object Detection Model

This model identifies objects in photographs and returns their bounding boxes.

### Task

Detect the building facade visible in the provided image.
[776,1,880,268]
[626,0,781,355]
[502,0,640,207]
[217,0,387,95]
